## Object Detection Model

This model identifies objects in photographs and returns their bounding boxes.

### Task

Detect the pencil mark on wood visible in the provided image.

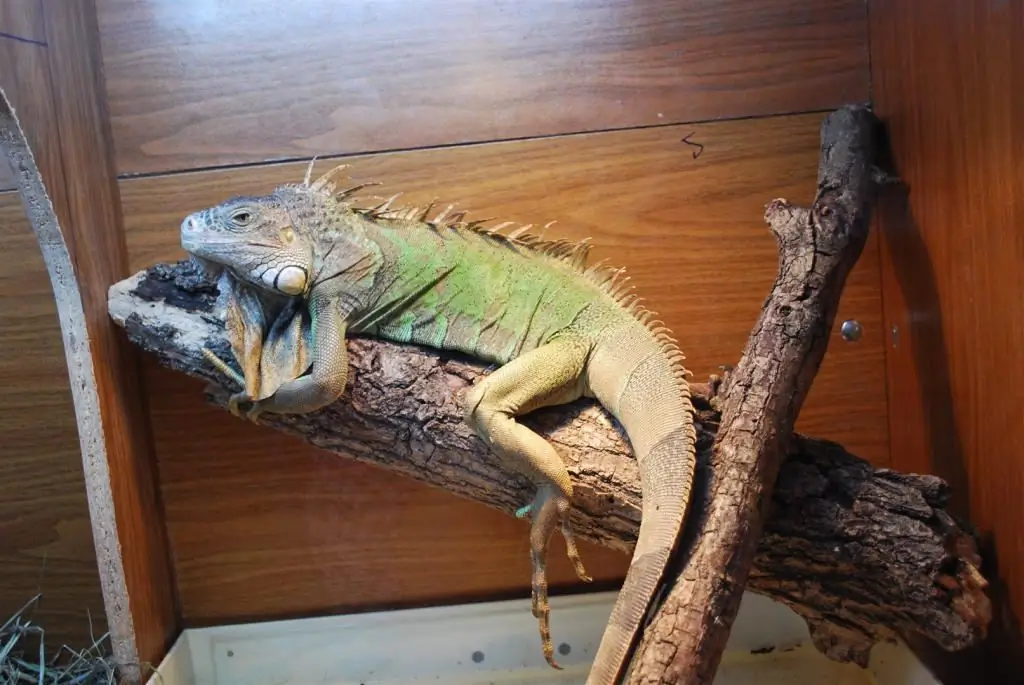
[0,31,46,47]
[681,132,704,159]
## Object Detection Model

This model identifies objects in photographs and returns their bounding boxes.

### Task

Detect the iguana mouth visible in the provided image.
[187,254,223,280]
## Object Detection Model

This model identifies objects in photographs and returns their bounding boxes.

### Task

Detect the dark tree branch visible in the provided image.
[624,105,930,684]
[106,249,990,673]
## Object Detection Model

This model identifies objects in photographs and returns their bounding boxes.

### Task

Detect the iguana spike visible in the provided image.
[507,224,534,240]
[621,294,641,310]
[583,258,610,277]
[485,221,515,235]
[368,193,403,216]
[418,199,438,222]
[432,203,457,226]
[309,163,352,194]
[564,238,592,268]
[302,156,320,187]
[607,268,629,288]
[337,181,383,201]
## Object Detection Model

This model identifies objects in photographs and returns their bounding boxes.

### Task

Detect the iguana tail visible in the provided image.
[584,321,697,685]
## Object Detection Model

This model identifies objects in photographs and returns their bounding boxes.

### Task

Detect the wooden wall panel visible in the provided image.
[0,2,105,649]
[0,5,46,191]
[870,0,1024,678]
[0,193,106,649]
[120,112,888,624]
[0,0,179,670]
[96,0,869,177]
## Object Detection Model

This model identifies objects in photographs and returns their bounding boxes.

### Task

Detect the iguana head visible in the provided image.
[181,191,315,297]
[182,163,385,305]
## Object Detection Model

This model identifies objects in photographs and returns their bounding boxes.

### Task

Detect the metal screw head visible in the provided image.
[840,319,863,341]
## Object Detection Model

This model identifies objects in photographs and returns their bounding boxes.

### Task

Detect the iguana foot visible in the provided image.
[524,484,592,670]
[527,486,561,669]
[561,511,591,584]
[522,491,590,582]
[225,390,264,423]
[227,391,251,418]
[223,388,263,423]
[244,400,266,423]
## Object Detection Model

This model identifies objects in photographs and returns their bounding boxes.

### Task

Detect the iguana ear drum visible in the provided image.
[260,265,307,296]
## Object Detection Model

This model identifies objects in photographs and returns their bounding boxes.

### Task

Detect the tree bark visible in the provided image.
[106,251,990,670]
[623,104,913,684]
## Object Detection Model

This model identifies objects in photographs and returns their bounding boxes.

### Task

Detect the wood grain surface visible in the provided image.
[120,112,889,624]
[870,0,1024,679]
[96,0,869,177]
[0,193,107,651]
[0,0,105,650]
[39,0,179,670]
[0,4,50,190]
[0,0,178,670]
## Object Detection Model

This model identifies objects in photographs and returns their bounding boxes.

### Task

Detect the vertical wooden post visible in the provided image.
[0,1,179,681]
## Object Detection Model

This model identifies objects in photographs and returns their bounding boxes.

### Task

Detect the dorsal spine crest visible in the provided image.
[297,162,693,389]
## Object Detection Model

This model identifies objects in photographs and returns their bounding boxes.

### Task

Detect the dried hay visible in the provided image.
[0,595,115,684]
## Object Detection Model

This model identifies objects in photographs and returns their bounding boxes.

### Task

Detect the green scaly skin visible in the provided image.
[180,162,698,684]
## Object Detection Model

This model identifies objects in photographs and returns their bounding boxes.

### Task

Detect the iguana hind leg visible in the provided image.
[463,335,594,669]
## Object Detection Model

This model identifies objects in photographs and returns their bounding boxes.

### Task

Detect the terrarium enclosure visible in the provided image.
[0,1,1021,684]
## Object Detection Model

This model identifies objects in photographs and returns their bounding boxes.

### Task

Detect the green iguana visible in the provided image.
[180,161,697,684]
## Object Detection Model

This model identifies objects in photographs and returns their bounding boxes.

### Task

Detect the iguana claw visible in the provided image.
[244,401,266,423]
[227,391,250,418]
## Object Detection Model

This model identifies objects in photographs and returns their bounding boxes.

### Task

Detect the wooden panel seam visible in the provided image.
[107,108,846,184]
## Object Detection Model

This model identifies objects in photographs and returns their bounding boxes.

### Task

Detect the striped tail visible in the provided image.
[584,323,697,685]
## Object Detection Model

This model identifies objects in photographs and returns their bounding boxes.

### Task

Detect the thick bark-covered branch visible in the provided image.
[624,105,933,684]
[107,258,989,668]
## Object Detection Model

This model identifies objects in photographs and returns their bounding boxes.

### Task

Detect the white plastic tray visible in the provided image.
[145,590,938,684]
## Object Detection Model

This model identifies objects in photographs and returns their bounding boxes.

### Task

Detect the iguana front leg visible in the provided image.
[463,335,594,669]
[202,271,267,415]
[243,294,350,421]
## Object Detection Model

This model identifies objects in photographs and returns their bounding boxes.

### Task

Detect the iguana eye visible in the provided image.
[229,209,254,227]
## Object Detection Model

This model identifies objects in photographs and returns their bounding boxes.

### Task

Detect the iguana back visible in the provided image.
[180,164,698,684]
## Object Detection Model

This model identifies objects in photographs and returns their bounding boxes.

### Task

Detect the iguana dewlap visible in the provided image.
[180,162,697,684]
